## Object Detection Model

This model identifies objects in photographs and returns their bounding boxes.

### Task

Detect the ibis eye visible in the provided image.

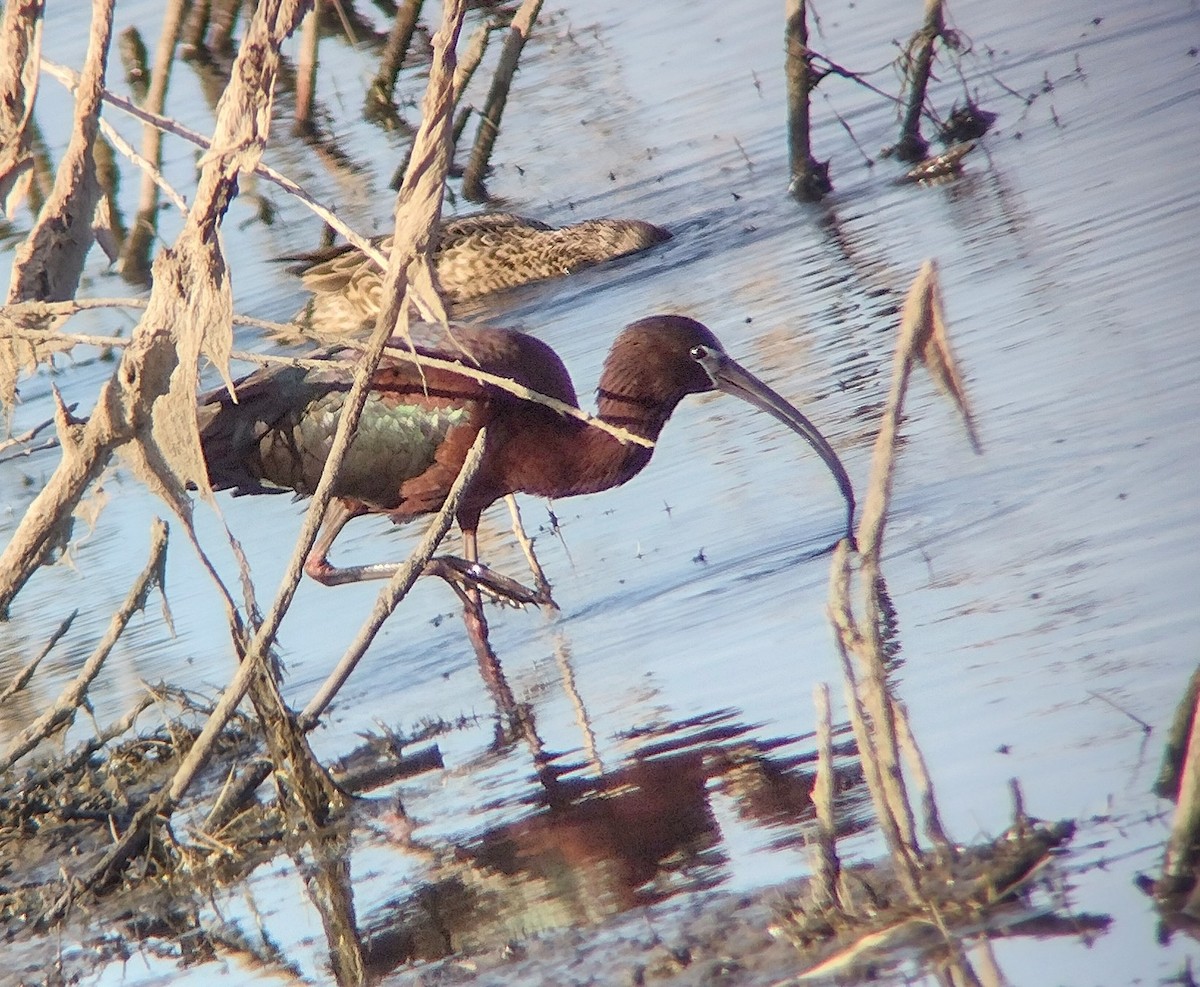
[690,345,709,360]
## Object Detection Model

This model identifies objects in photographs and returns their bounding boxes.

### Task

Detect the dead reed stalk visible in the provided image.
[144,0,469,838]
[7,0,112,305]
[811,682,843,908]
[1161,683,1200,888]
[0,609,76,705]
[293,0,319,135]
[0,0,308,620]
[117,0,186,282]
[299,426,489,728]
[367,0,424,119]
[827,260,977,895]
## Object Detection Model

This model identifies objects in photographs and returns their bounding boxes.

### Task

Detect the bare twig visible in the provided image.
[0,608,77,704]
[894,0,945,162]
[504,494,554,604]
[0,519,167,772]
[0,0,307,620]
[824,261,979,900]
[829,545,922,901]
[23,1,311,926]
[453,16,494,103]
[179,0,210,57]
[367,0,424,119]
[3,323,658,450]
[97,111,188,218]
[0,0,45,217]
[118,0,188,281]
[450,17,497,153]
[65,4,469,900]
[1162,683,1200,883]
[1086,688,1153,735]
[0,408,72,455]
[893,697,954,853]
[39,59,392,276]
[858,260,977,552]
[293,1,319,136]
[1156,665,1200,799]
[785,0,831,200]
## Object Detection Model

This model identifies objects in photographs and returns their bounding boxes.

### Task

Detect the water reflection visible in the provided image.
[349,709,866,977]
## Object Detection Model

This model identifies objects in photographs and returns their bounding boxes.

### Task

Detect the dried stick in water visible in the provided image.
[293,1,319,136]
[785,0,831,200]
[895,0,946,162]
[461,0,543,201]
[367,0,424,120]
[118,0,187,282]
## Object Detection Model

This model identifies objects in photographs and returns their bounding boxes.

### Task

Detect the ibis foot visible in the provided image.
[426,556,556,609]
[303,551,556,609]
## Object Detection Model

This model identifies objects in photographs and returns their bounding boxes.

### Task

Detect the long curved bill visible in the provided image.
[698,349,856,542]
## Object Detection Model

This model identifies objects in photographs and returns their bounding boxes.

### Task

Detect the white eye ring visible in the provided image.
[690,345,709,360]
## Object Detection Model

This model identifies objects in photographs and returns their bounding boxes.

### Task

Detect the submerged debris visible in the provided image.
[899,141,977,184]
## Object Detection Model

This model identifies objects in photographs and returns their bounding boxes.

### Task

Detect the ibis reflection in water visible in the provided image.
[198,315,855,670]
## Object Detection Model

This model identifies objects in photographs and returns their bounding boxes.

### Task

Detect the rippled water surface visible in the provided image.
[2,0,1199,983]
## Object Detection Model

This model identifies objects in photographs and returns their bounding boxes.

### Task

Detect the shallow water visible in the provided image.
[3,0,1199,984]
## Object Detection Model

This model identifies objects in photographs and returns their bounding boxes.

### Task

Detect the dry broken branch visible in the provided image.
[786,0,832,201]
[118,0,188,281]
[0,608,77,705]
[894,0,946,162]
[811,682,843,908]
[5,314,658,451]
[40,4,474,914]
[39,57,392,280]
[300,425,489,727]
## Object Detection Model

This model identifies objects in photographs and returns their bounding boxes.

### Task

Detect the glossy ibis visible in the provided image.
[198,316,854,655]
[292,212,671,334]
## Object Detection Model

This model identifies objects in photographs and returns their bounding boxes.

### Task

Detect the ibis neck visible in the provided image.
[596,387,677,445]
[495,391,678,503]
[551,388,683,496]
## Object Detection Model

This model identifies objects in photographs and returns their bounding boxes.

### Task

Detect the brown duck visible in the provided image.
[292,212,671,335]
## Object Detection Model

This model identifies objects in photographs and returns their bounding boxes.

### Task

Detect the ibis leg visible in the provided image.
[304,502,366,585]
[458,526,519,713]
[304,503,551,607]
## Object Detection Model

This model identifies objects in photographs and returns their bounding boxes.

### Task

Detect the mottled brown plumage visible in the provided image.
[291,212,671,336]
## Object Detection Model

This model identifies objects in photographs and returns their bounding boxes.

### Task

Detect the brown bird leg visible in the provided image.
[303,501,367,585]
[304,501,549,608]
[457,524,520,715]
